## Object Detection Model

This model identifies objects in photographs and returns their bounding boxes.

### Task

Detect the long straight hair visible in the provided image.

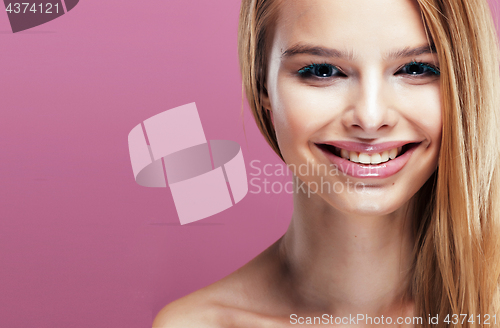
[238,0,500,326]
[412,1,500,326]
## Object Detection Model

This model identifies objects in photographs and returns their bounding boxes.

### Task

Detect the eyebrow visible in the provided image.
[385,44,437,60]
[281,43,437,61]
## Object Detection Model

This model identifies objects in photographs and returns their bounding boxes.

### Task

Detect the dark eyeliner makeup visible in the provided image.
[401,61,440,76]
[298,63,338,78]
[297,60,440,81]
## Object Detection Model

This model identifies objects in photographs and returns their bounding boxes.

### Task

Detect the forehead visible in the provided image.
[273,0,429,59]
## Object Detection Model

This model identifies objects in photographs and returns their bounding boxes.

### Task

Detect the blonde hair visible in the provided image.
[238,0,500,326]
[238,0,283,159]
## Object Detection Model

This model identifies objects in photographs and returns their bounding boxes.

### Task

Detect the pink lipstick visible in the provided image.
[316,141,421,178]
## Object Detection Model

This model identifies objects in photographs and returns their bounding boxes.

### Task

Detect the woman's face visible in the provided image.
[264,0,442,215]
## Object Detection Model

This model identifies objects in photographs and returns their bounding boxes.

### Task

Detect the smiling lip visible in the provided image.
[320,141,420,154]
[316,141,422,178]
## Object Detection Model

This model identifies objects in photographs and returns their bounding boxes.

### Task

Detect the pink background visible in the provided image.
[0,1,498,327]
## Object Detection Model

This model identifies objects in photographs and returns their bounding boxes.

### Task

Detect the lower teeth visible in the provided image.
[349,158,391,164]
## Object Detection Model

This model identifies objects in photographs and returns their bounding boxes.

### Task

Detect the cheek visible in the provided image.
[395,82,442,146]
[272,83,313,138]
[414,86,442,144]
[270,77,344,154]
[271,85,320,160]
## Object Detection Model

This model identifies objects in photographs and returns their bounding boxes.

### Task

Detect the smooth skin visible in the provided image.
[154,0,442,326]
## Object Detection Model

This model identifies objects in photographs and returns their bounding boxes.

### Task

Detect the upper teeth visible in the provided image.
[340,147,402,164]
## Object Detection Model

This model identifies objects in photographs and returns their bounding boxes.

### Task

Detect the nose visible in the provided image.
[342,69,397,137]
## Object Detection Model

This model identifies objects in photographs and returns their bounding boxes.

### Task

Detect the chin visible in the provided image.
[324,189,410,218]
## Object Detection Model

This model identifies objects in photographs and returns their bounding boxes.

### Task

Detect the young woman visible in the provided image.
[153,0,500,327]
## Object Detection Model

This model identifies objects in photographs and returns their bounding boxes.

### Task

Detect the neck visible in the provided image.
[276,178,416,318]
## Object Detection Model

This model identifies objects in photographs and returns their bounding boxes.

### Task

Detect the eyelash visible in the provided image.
[297,61,440,80]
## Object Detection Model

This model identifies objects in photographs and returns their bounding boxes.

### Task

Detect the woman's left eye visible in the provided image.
[298,63,342,78]
[398,62,440,76]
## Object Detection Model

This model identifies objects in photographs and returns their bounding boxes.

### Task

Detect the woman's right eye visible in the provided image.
[298,63,343,78]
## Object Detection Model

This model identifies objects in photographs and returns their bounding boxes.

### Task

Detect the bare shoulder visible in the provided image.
[152,272,257,327]
[153,239,291,327]
[153,296,289,328]
[152,294,223,328]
